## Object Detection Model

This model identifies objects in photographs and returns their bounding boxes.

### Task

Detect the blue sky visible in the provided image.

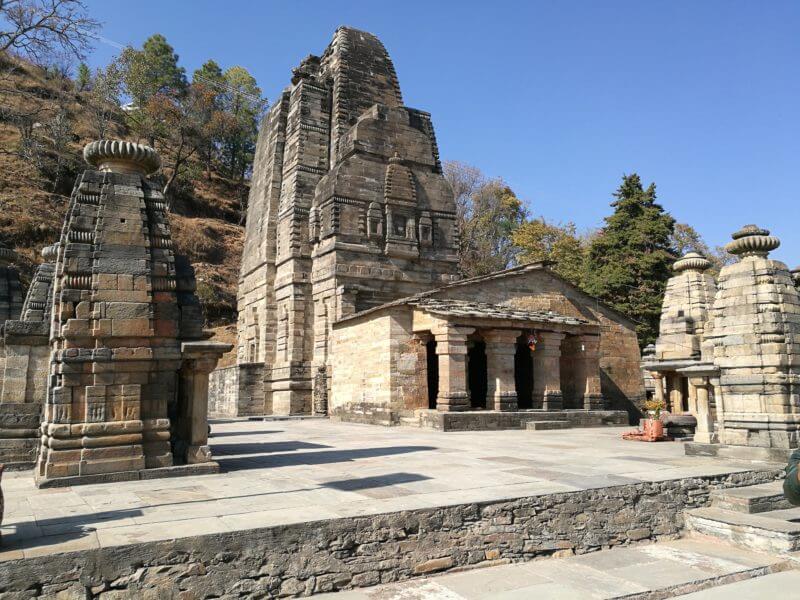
[84,0,799,263]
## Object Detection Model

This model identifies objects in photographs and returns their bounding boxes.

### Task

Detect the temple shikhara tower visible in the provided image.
[5,140,232,486]
[232,27,460,416]
[214,26,646,425]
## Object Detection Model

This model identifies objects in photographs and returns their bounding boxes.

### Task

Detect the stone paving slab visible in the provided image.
[314,538,787,599]
[675,570,800,599]
[0,419,781,561]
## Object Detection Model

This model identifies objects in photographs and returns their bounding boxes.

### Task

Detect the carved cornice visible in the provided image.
[673,252,711,273]
[83,140,161,175]
[724,224,780,258]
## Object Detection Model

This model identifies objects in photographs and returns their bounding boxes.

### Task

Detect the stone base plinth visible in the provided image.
[35,461,220,489]
[684,442,793,463]
[0,403,42,469]
[332,409,629,432]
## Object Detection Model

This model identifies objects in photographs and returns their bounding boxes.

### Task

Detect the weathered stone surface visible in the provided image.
[330,263,645,424]
[704,226,800,449]
[648,226,800,451]
[26,140,229,486]
[0,468,780,597]
[0,244,48,467]
[229,26,459,416]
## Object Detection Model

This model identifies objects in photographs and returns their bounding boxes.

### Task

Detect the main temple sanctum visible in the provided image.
[211,26,646,425]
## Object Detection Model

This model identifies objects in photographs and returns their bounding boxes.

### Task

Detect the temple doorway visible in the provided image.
[514,335,533,409]
[426,339,439,409]
[467,340,487,409]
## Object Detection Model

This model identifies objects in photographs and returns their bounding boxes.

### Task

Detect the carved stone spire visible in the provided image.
[672,252,711,273]
[724,224,780,259]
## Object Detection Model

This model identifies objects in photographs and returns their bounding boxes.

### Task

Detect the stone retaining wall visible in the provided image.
[209,363,265,417]
[0,468,781,598]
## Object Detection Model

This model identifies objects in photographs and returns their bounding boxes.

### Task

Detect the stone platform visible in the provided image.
[685,442,794,463]
[343,408,630,431]
[0,420,783,597]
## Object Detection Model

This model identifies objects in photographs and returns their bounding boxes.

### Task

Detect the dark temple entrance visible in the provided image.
[467,340,487,409]
[426,339,439,409]
[514,336,533,409]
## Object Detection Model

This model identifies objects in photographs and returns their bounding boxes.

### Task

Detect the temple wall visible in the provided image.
[208,364,265,418]
[329,311,399,424]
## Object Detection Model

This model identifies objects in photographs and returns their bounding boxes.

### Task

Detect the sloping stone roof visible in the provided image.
[408,298,589,325]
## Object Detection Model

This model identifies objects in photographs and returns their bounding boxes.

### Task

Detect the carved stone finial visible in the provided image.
[41,243,59,262]
[83,140,161,175]
[724,224,780,258]
[673,252,711,273]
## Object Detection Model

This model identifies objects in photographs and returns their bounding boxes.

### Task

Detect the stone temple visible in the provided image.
[212,26,646,426]
[0,140,230,486]
[646,225,800,459]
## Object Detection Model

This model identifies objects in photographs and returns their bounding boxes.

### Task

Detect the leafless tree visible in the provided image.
[0,0,100,64]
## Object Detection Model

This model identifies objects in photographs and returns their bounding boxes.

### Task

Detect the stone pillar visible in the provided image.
[690,377,715,444]
[576,334,604,410]
[484,329,519,411]
[652,372,665,405]
[433,325,474,412]
[667,373,684,413]
[178,342,231,464]
[532,331,565,410]
[687,379,698,415]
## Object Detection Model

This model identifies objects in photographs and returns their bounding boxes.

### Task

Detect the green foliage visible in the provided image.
[670,222,734,275]
[192,62,267,184]
[513,218,587,286]
[85,60,123,138]
[445,160,527,277]
[120,34,186,109]
[583,174,677,347]
[75,61,90,91]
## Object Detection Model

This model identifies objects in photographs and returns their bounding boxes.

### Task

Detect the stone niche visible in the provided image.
[19,140,233,487]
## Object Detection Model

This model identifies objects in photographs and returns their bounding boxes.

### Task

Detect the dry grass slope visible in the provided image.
[0,57,245,346]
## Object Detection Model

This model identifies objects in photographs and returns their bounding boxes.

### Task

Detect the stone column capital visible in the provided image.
[432,325,475,354]
[483,328,522,347]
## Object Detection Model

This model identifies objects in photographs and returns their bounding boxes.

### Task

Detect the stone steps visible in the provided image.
[314,537,792,599]
[526,420,573,431]
[685,506,800,554]
[709,481,791,514]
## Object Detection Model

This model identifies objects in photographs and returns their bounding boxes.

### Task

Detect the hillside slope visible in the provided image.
[0,57,244,359]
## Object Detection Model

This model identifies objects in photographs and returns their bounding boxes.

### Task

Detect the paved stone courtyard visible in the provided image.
[0,419,779,562]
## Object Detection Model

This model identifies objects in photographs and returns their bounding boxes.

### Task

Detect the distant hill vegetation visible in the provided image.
[0,1,730,351]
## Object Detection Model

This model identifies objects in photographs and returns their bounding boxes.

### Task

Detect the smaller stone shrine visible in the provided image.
[0,244,55,468]
[0,140,231,487]
[647,225,800,459]
[643,251,717,441]
[0,242,26,465]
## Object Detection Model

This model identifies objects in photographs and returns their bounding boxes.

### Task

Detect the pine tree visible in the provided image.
[121,33,186,109]
[583,174,676,347]
[76,62,91,91]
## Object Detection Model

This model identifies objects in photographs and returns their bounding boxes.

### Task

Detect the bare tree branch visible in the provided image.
[0,0,100,63]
